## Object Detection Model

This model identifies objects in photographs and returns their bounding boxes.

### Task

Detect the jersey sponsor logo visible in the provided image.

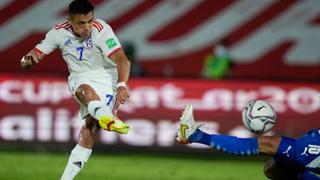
[307,145,320,155]
[93,107,101,115]
[301,147,309,157]
[64,39,72,46]
[86,35,93,48]
[72,161,82,168]
[106,38,117,49]
[283,145,292,157]
[180,124,189,144]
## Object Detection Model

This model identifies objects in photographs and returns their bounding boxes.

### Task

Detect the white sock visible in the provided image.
[60,144,92,180]
[88,100,113,120]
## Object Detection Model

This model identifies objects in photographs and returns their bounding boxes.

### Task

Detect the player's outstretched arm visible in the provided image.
[20,49,45,69]
[109,49,131,104]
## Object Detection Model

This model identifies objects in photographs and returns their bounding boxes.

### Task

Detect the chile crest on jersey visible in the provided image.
[86,34,93,48]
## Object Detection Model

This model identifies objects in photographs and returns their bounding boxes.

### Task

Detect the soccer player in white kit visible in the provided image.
[20,0,131,179]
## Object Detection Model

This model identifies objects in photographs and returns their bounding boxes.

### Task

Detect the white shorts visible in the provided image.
[68,72,119,119]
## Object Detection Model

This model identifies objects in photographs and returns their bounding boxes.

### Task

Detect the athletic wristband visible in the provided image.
[117,82,127,88]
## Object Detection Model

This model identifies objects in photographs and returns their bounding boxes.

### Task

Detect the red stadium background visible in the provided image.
[0,75,319,148]
[1,0,320,80]
[0,0,319,149]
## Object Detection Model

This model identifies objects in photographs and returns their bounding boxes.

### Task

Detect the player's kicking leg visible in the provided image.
[76,84,129,134]
[92,97,128,134]
[60,85,129,179]
[90,104,129,134]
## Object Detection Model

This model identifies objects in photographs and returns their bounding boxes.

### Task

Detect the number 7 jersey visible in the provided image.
[35,19,122,76]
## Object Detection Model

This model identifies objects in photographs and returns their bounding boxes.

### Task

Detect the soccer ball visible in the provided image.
[242,100,276,134]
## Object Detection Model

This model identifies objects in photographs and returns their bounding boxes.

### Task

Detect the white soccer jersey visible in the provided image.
[36,19,122,76]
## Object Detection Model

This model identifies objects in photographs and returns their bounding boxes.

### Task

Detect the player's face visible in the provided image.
[69,12,94,38]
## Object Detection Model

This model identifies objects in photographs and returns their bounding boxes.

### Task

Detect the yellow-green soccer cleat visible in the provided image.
[98,116,129,134]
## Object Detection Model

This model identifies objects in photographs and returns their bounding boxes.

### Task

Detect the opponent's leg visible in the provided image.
[75,84,129,134]
[60,115,98,180]
[176,105,259,155]
[177,105,320,179]
[177,105,290,157]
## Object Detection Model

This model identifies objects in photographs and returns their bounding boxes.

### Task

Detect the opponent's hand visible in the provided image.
[116,86,130,104]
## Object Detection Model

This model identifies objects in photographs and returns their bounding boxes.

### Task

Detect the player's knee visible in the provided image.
[75,85,86,98]
[75,84,99,104]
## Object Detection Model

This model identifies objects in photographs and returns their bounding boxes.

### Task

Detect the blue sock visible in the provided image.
[188,129,259,155]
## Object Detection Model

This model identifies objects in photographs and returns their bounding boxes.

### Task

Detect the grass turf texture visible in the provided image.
[0,150,267,180]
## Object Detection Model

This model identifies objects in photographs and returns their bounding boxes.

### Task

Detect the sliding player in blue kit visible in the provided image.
[177,104,320,180]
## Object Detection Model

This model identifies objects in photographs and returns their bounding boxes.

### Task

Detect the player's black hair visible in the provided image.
[68,0,94,16]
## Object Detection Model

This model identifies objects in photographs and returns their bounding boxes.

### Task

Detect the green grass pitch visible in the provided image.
[0,150,267,180]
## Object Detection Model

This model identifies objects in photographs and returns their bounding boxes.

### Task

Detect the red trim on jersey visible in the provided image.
[57,21,68,26]
[108,47,123,58]
[55,21,71,30]
[34,47,46,55]
[93,23,102,32]
[93,20,103,32]
[56,24,71,30]
[93,20,103,28]
[55,21,68,28]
